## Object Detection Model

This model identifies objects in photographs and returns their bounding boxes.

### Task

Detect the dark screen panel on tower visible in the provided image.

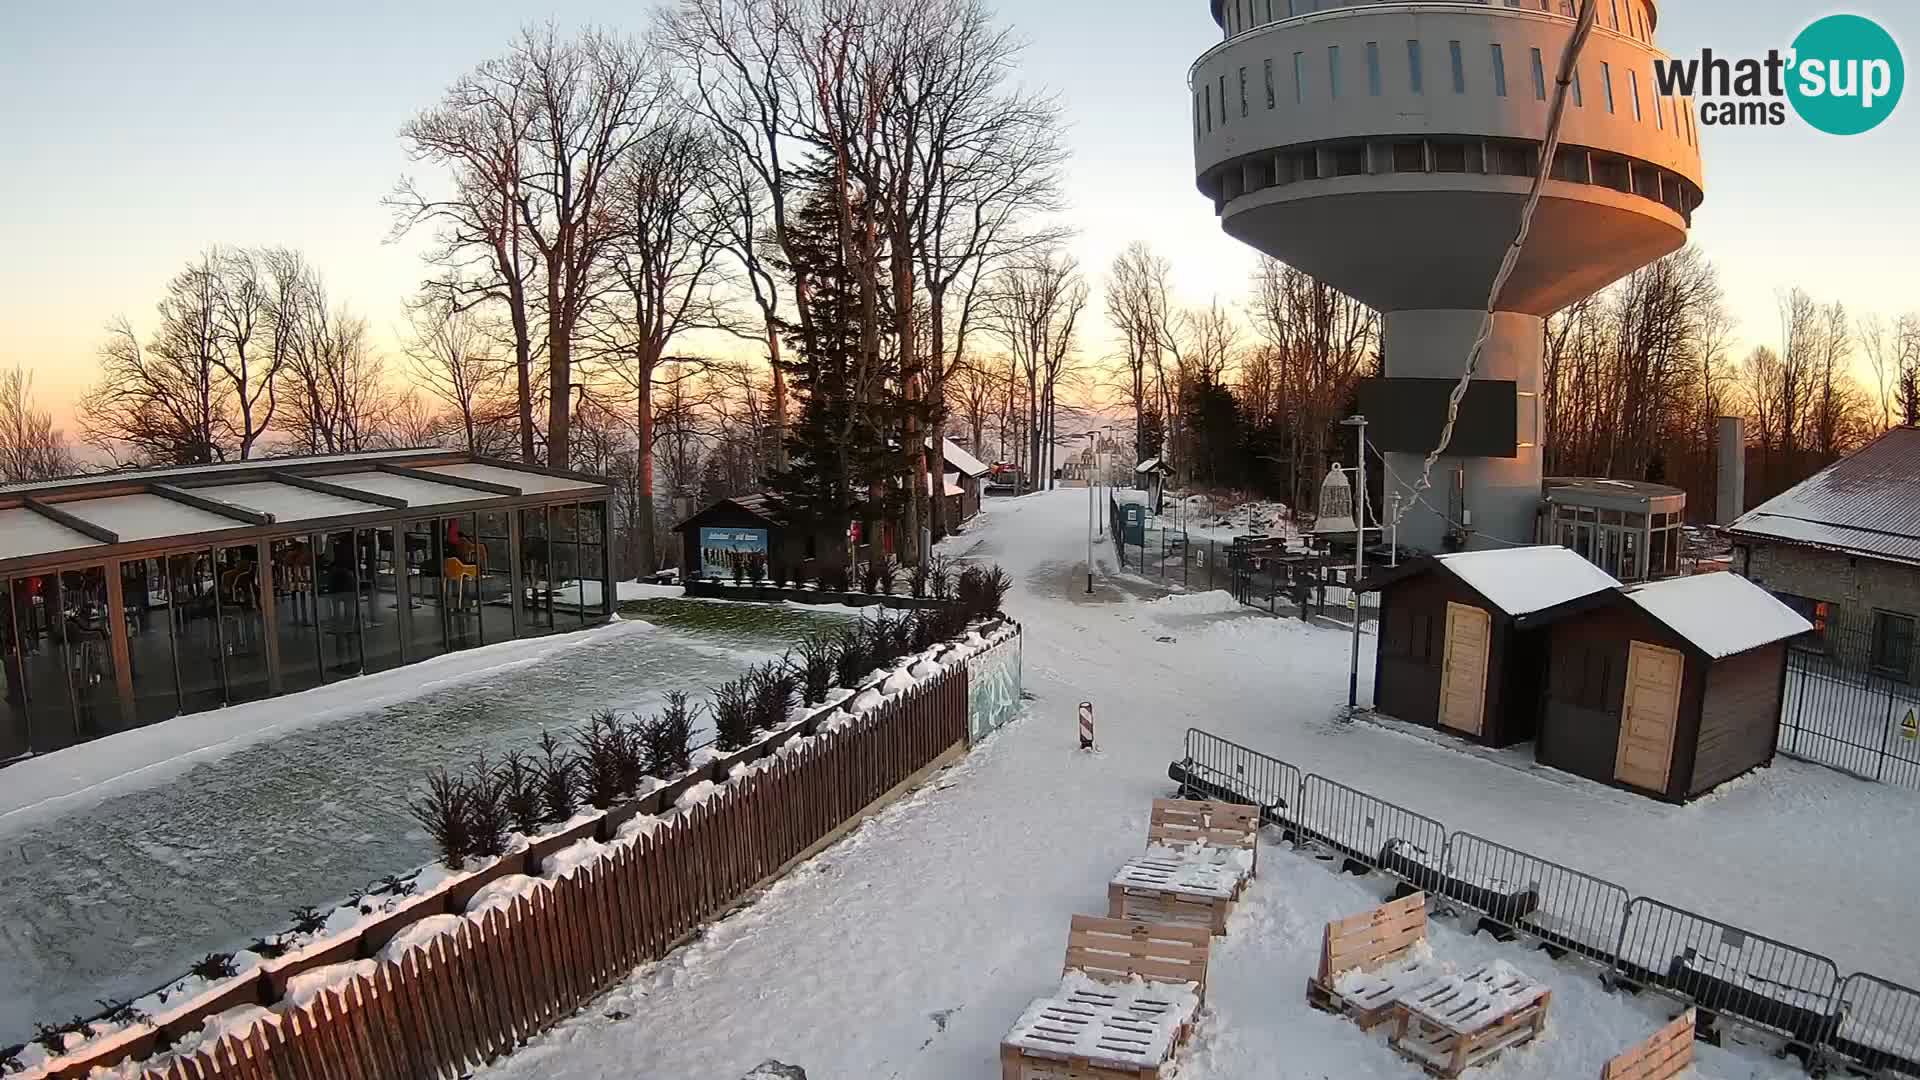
[1357,378,1518,458]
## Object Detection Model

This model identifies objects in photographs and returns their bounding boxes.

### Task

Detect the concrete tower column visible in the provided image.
[1381,311,1544,551]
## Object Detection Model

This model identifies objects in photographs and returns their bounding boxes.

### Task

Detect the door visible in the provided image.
[1438,602,1492,735]
[1615,641,1684,792]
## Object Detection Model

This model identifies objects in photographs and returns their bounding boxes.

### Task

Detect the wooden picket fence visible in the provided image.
[98,665,969,1080]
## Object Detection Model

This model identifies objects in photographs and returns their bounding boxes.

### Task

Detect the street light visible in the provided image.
[1086,430,1100,594]
[1342,414,1368,715]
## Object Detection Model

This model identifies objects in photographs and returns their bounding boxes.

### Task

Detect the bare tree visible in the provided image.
[405,297,509,453]
[989,250,1087,491]
[81,268,226,465]
[273,257,388,455]
[586,115,734,574]
[0,367,76,482]
[1106,242,1175,463]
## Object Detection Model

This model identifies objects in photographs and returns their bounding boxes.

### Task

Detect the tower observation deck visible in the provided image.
[1191,0,1703,549]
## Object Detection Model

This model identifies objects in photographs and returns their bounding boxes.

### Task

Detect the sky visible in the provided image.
[2,0,1917,431]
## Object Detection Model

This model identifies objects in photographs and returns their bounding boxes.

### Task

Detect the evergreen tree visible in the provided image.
[764,164,928,568]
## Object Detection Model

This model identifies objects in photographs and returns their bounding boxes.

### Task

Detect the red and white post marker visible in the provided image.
[1078,701,1095,751]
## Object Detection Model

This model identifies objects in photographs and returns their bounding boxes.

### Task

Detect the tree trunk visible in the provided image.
[927,288,949,542]
[546,264,570,471]
[635,356,657,576]
[767,319,788,473]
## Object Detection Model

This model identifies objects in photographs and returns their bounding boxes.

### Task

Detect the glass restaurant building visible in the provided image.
[1,450,614,763]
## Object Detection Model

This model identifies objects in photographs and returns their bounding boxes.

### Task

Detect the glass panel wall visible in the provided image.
[551,503,582,629]
[217,545,269,704]
[442,513,482,651]
[316,529,363,677]
[167,549,226,713]
[3,579,36,760]
[579,501,609,618]
[57,566,118,742]
[360,526,402,673]
[127,557,179,726]
[272,537,323,694]
[405,519,448,658]
[477,510,513,644]
[520,507,556,636]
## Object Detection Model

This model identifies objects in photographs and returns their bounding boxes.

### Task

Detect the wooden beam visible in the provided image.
[267,470,410,510]
[24,497,119,544]
[150,483,274,525]
[376,462,520,496]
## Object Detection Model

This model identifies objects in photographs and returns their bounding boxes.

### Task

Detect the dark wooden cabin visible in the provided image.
[676,494,853,580]
[1366,547,1621,748]
[1538,571,1810,802]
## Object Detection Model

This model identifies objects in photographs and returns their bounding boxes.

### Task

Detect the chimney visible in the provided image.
[1716,416,1745,525]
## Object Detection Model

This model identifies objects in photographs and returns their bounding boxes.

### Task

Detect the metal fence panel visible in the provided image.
[1614,897,1841,1047]
[1173,729,1302,827]
[1293,774,1448,890]
[1829,972,1920,1078]
[1442,832,1630,961]
[1779,648,1920,791]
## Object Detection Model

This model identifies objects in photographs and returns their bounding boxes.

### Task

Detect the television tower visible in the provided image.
[1191,0,1702,549]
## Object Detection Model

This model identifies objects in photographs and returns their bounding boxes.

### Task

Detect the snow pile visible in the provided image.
[166,1004,277,1059]
[466,875,546,918]
[543,839,609,880]
[614,813,668,844]
[1143,840,1255,879]
[880,669,916,695]
[677,781,721,809]
[379,915,466,963]
[1143,590,1244,617]
[1623,572,1812,658]
[910,659,942,679]
[282,959,379,1009]
[846,688,885,714]
[1435,545,1620,615]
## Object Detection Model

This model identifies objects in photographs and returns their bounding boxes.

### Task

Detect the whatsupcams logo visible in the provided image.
[1653,14,1904,134]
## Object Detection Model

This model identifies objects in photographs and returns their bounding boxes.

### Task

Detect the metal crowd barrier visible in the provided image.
[1168,728,1920,1078]
[1441,831,1630,963]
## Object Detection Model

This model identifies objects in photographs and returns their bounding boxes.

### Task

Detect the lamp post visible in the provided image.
[1342,415,1368,714]
[1086,430,1099,594]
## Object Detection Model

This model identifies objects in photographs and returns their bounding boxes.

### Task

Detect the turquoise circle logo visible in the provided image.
[1787,14,1904,134]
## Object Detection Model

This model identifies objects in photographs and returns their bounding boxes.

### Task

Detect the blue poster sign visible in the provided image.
[699,527,769,579]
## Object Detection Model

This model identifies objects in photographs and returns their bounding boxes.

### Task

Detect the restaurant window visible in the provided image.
[477,511,514,643]
[580,502,610,618]
[361,526,402,673]
[125,558,178,726]
[163,549,226,713]
[271,537,323,695]
[442,513,483,651]
[552,504,584,629]
[8,573,80,754]
[1602,62,1615,113]
[1872,611,1915,681]
[521,507,557,635]
[406,519,449,658]
[1,578,31,760]
[317,529,365,677]
[216,545,270,704]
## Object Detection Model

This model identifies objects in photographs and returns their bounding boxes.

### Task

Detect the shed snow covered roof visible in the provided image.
[1434,545,1621,617]
[1621,572,1811,659]
[941,438,990,477]
[1728,426,1920,566]
[1135,457,1170,474]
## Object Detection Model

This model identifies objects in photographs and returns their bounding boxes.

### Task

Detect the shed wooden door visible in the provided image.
[1615,641,1684,792]
[1438,602,1492,736]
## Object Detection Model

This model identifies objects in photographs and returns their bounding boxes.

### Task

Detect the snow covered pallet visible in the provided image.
[1305,891,1434,1031]
[1147,798,1260,878]
[1107,852,1244,936]
[1600,1008,1695,1080]
[1000,915,1212,1080]
[1388,962,1552,1078]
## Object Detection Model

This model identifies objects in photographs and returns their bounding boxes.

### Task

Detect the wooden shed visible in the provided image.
[1537,572,1811,802]
[1366,547,1621,748]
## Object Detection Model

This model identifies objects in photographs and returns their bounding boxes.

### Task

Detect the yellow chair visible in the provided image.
[443,557,479,610]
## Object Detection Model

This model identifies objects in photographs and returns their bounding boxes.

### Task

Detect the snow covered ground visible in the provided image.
[0,602,852,1050]
[467,489,1915,1079]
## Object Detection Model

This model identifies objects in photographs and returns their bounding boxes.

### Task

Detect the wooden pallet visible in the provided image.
[1601,1008,1695,1080]
[1389,968,1552,1078]
[1148,798,1259,877]
[1304,891,1431,1030]
[1107,854,1243,936]
[1001,916,1213,1080]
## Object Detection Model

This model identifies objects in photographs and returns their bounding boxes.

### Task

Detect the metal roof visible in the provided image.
[1727,426,1920,566]
[195,481,390,524]
[0,507,102,562]
[423,461,599,494]
[321,470,487,508]
[0,448,449,497]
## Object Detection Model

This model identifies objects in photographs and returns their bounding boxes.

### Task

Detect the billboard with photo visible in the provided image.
[699,527,769,579]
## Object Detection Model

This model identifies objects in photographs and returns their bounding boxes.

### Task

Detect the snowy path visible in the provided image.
[474,490,1916,1079]
[0,603,849,1048]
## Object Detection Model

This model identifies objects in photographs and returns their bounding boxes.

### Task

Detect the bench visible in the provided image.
[1000,915,1213,1080]
[1108,853,1243,936]
[1601,1008,1695,1080]
[1305,891,1435,1030]
[1146,797,1259,879]
[1389,961,1552,1077]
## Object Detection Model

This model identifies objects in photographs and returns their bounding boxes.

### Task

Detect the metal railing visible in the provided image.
[1171,727,1920,1078]
[1443,832,1629,962]
[1614,898,1842,1050]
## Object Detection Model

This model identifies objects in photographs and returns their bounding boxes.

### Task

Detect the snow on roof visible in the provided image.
[1729,426,1920,564]
[196,481,387,524]
[0,506,102,562]
[1135,457,1162,473]
[61,493,246,542]
[941,438,990,477]
[422,461,598,494]
[323,470,484,508]
[1621,572,1812,659]
[1435,545,1621,616]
